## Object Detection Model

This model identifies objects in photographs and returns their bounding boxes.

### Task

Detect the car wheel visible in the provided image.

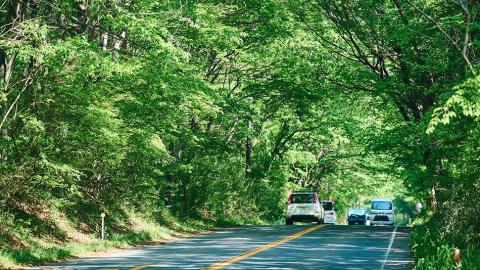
[286,218,293,225]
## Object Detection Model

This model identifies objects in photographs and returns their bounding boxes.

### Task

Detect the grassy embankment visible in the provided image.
[0,207,240,269]
[410,219,480,270]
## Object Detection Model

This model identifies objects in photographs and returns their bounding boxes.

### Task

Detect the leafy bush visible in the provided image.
[411,221,480,270]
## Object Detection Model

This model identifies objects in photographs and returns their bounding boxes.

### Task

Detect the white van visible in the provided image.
[369,198,395,226]
[321,200,336,224]
[285,191,324,225]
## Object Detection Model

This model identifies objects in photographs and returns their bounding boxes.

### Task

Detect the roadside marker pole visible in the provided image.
[101,212,106,240]
[454,248,461,266]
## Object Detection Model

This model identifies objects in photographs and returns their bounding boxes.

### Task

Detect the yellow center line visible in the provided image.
[205,225,325,270]
[130,265,151,270]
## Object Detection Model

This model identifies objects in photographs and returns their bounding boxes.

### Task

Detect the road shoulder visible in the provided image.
[384,227,414,270]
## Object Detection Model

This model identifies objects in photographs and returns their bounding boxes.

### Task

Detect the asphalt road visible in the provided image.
[31,225,413,270]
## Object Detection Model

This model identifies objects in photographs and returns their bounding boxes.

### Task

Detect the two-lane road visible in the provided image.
[31,225,413,270]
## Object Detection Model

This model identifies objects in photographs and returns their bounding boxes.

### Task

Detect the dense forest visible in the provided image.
[1,0,479,268]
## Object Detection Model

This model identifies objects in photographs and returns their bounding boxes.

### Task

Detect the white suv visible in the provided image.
[369,198,395,226]
[285,191,324,225]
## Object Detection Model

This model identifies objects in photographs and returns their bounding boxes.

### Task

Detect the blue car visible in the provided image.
[347,209,368,225]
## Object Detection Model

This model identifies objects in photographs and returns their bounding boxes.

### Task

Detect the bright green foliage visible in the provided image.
[289,0,480,268]
[1,0,479,268]
[429,75,480,131]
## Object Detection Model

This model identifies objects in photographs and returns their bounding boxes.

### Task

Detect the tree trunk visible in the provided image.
[182,180,189,215]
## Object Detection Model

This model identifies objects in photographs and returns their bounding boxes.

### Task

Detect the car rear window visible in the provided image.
[322,201,334,211]
[348,209,365,215]
[289,194,315,204]
[372,201,392,210]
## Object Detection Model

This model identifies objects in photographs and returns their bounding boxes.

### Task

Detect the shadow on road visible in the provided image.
[31,225,413,270]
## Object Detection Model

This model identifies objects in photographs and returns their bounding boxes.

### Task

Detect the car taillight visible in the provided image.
[328,212,334,215]
[287,194,292,204]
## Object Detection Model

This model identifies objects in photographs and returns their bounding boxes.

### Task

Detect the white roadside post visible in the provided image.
[415,202,423,213]
[100,212,106,240]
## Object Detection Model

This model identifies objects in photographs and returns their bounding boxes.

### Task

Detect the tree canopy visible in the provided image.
[1,0,479,268]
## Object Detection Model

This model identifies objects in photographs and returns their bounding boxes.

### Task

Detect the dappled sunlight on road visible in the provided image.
[31,225,412,270]
[224,226,410,270]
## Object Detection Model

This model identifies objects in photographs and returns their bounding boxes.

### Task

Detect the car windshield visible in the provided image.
[348,209,365,215]
[290,194,315,204]
[372,201,392,210]
[322,201,334,211]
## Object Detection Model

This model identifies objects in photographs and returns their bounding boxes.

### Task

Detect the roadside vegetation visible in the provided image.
[1,0,479,269]
[0,208,217,268]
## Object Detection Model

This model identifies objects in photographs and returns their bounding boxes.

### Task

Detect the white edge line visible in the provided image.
[381,225,398,270]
